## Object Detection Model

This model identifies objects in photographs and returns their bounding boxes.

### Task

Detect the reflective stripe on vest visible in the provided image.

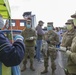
[0,43,10,51]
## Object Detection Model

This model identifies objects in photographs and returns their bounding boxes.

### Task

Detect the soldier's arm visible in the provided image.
[60,32,67,47]
[69,36,76,64]
[69,53,76,64]
[32,30,37,40]
[21,29,27,38]
[43,33,47,40]
[21,30,26,41]
[55,33,60,45]
[21,30,29,41]
[49,32,59,45]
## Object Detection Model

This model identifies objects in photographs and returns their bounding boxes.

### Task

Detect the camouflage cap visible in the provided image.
[39,20,44,24]
[65,19,73,25]
[71,12,76,18]
[47,22,53,26]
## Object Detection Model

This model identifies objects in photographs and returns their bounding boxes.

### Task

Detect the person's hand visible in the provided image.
[30,37,34,40]
[66,50,71,57]
[14,35,24,41]
[60,46,66,52]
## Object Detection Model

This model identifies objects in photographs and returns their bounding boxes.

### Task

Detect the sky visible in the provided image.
[8,0,76,27]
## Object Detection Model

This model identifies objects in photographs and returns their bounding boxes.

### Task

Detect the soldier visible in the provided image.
[41,22,59,75]
[60,19,76,75]
[71,12,76,28]
[21,18,37,72]
[61,19,76,48]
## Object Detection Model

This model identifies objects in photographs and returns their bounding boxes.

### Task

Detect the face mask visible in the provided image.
[73,18,76,26]
[0,16,4,29]
[66,25,73,30]
[26,24,31,28]
[47,27,52,31]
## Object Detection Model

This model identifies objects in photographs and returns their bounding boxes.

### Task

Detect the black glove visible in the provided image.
[46,40,50,44]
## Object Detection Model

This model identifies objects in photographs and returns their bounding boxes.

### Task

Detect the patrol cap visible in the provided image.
[38,20,44,24]
[71,12,76,18]
[65,19,73,25]
[47,22,53,26]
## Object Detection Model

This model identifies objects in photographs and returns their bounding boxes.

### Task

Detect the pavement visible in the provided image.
[20,51,66,75]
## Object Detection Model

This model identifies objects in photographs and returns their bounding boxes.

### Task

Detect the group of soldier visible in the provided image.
[20,12,76,75]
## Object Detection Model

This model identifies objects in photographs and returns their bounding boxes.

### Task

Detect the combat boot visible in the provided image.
[52,71,55,75]
[30,64,35,71]
[41,67,48,74]
[21,65,26,72]
[51,62,56,75]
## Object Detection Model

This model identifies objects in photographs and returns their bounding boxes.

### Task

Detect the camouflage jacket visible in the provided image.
[67,35,76,74]
[61,29,76,47]
[21,28,37,47]
[44,30,59,46]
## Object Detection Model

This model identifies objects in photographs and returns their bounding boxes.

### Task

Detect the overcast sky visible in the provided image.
[8,0,76,27]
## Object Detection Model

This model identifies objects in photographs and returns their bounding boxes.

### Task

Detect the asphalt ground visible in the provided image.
[20,51,66,75]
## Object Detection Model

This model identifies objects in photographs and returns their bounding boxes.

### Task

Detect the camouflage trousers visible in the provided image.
[23,46,35,65]
[43,46,57,73]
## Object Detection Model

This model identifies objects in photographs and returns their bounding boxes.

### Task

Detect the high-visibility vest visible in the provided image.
[0,62,11,75]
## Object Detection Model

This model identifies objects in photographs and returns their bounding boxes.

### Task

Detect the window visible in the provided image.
[20,22,25,26]
[20,20,26,26]
[11,22,15,26]
[11,20,16,26]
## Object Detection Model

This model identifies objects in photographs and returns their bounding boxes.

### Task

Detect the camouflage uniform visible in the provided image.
[61,29,76,48]
[41,30,59,75]
[21,28,37,71]
[61,19,75,48]
[61,29,76,75]
[60,19,76,75]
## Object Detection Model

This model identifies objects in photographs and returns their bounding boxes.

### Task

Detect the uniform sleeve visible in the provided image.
[49,32,59,45]
[42,32,49,41]
[70,36,76,64]
[33,30,37,40]
[0,32,25,67]
[70,53,76,64]
[61,32,67,46]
